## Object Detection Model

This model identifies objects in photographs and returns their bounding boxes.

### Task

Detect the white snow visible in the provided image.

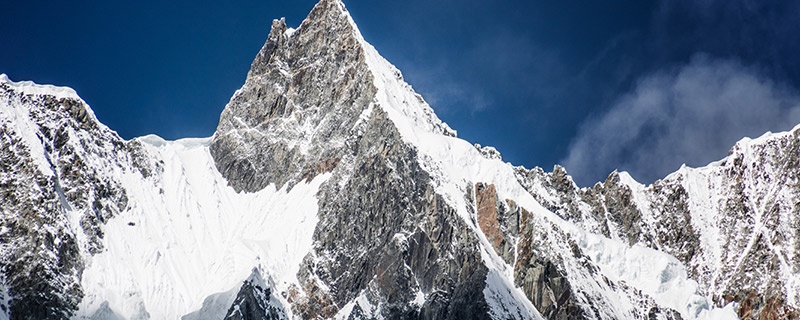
[577,232,710,318]
[285,27,297,38]
[333,291,382,320]
[0,73,80,100]
[329,2,742,318]
[76,135,327,319]
[697,302,739,320]
[180,283,239,320]
[483,268,543,320]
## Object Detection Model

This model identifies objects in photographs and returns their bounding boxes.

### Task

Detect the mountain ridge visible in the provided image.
[1,0,798,319]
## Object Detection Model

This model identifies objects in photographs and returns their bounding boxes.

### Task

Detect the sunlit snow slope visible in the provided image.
[76,135,327,319]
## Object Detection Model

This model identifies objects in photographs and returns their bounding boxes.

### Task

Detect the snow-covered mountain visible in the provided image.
[1,0,798,319]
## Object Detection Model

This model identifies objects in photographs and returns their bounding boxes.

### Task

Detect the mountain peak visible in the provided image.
[212,0,455,192]
[247,0,359,80]
[211,0,377,192]
[307,0,352,23]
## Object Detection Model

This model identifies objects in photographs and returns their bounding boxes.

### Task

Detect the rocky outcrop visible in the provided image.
[728,291,798,320]
[475,183,504,255]
[223,271,287,320]
[474,183,518,266]
[0,79,154,319]
[210,0,375,193]
[513,126,800,317]
[210,1,498,318]
[514,258,579,320]
[508,192,682,320]
[509,198,584,319]
[513,165,611,238]
[296,108,492,319]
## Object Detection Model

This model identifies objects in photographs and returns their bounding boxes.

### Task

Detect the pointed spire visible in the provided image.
[302,0,360,36]
[247,0,363,79]
[247,18,289,78]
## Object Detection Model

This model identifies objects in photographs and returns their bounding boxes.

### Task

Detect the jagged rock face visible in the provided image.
[515,258,577,319]
[707,131,800,318]
[0,80,151,318]
[514,127,800,317]
[509,203,583,320]
[295,108,491,319]
[475,180,679,320]
[508,194,681,320]
[210,0,376,193]
[223,278,286,320]
[476,183,507,258]
[475,184,519,265]
[210,1,497,318]
[513,165,612,238]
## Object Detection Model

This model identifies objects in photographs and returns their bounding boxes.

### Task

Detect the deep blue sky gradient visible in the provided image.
[3,0,798,185]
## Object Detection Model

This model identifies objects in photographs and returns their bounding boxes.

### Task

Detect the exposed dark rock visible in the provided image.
[513,126,800,318]
[513,211,585,320]
[474,182,517,265]
[346,304,372,320]
[223,273,286,320]
[296,108,492,319]
[210,1,496,318]
[0,76,152,319]
[475,183,505,253]
[515,258,577,320]
[210,0,376,193]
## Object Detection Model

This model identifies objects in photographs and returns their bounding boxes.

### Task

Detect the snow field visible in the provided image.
[77,135,328,319]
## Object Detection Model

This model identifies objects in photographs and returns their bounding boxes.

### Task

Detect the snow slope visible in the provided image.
[76,135,328,319]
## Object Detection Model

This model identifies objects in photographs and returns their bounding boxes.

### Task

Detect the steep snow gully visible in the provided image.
[1,0,799,319]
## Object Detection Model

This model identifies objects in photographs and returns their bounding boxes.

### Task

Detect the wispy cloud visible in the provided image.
[397,27,567,117]
[562,55,800,186]
[401,63,493,115]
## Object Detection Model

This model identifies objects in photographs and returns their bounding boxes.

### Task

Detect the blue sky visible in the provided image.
[3,0,799,186]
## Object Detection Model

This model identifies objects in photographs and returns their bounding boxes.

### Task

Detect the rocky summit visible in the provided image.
[1,0,799,319]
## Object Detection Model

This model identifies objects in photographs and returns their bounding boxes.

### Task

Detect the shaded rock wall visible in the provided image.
[297,108,491,319]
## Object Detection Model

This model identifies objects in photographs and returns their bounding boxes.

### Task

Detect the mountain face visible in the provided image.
[0,0,798,319]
